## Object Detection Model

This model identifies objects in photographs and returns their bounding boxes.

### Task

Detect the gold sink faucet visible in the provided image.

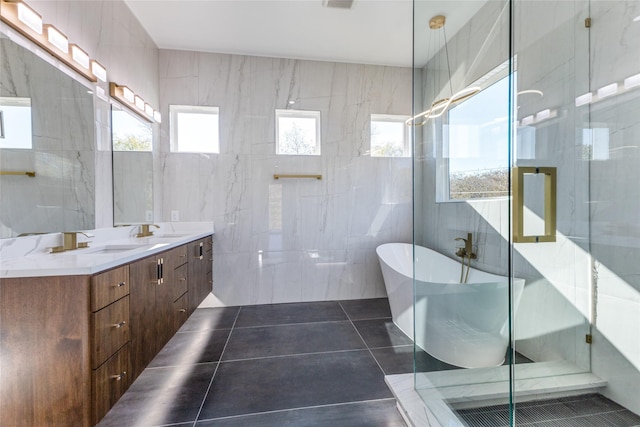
[136,224,159,238]
[51,231,91,253]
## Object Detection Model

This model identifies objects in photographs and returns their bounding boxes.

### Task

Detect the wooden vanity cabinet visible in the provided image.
[188,236,213,313]
[0,234,214,427]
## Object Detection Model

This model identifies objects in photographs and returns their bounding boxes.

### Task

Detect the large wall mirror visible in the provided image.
[0,33,95,238]
[111,104,153,225]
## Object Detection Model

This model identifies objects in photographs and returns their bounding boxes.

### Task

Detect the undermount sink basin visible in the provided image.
[83,244,150,254]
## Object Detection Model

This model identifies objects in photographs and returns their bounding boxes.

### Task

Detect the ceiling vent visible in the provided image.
[322,0,354,9]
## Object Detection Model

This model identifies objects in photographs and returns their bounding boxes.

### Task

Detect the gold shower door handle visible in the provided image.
[512,167,557,243]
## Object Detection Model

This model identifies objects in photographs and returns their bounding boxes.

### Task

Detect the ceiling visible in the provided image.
[124,0,486,68]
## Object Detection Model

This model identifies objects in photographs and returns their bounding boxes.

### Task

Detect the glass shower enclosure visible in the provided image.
[411,0,640,425]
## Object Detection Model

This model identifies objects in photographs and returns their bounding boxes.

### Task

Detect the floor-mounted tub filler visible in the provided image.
[376,243,525,369]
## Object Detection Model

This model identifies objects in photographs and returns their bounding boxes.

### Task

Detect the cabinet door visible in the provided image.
[129,255,158,380]
[188,237,213,313]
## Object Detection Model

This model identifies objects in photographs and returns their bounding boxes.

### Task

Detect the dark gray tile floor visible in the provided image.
[457,393,640,427]
[98,298,409,427]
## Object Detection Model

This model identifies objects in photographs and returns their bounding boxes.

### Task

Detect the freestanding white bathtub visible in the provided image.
[376,243,525,369]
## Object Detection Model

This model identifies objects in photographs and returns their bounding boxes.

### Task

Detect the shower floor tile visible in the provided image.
[456,393,640,427]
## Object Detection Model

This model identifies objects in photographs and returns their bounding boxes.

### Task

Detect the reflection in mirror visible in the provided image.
[111,105,153,225]
[0,34,95,237]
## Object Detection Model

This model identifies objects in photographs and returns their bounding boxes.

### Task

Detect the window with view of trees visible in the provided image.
[112,108,152,151]
[445,72,511,200]
[370,114,410,157]
[275,109,321,155]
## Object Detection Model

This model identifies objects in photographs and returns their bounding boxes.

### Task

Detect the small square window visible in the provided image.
[276,109,321,155]
[170,105,220,153]
[370,114,410,157]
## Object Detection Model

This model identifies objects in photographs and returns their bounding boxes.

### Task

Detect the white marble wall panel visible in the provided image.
[587,0,640,414]
[159,50,412,306]
[414,0,592,375]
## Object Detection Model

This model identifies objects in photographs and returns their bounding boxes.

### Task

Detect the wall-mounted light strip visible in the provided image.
[110,82,161,123]
[0,0,104,83]
[575,72,640,107]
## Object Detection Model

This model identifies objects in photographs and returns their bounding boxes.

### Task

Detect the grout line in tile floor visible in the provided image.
[190,306,242,427]
[219,348,369,363]
[194,397,399,425]
[337,301,389,376]
[231,318,359,329]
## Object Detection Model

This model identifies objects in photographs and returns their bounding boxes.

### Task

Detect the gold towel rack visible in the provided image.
[273,174,322,180]
[0,171,36,177]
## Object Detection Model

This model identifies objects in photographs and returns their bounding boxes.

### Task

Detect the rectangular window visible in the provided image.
[370,114,410,157]
[170,105,220,153]
[443,70,512,201]
[276,109,321,155]
[0,97,32,149]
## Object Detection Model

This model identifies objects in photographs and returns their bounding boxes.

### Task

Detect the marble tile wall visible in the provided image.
[157,50,413,306]
[587,0,640,415]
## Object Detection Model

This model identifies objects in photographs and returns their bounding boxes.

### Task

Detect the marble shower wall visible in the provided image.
[416,0,639,415]
[587,0,640,415]
[158,50,413,306]
[415,0,591,371]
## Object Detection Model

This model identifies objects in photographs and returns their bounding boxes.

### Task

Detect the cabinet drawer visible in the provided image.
[173,263,188,301]
[92,343,130,425]
[173,292,190,332]
[167,245,188,269]
[92,296,130,368]
[91,265,129,312]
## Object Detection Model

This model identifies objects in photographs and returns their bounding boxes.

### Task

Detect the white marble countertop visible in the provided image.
[0,222,214,278]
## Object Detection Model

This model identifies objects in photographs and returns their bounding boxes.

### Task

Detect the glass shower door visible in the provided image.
[412,0,515,424]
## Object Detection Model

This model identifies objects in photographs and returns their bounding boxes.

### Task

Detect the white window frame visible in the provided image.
[275,109,321,156]
[370,114,411,157]
[169,105,220,153]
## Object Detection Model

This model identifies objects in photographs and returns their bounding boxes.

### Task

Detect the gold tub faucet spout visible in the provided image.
[455,232,474,258]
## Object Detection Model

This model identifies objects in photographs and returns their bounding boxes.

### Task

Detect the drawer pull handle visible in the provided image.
[111,371,127,381]
[179,278,186,282]
[209,258,213,262]
[115,281,126,288]
[113,321,127,329]
[179,254,186,258]
[208,280,213,284]
[178,308,187,313]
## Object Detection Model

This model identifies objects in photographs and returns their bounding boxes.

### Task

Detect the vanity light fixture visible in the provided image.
[597,83,618,99]
[0,0,102,83]
[91,60,107,82]
[575,92,593,107]
[16,1,42,34]
[134,95,145,110]
[44,24,67,53]
[634,15,640,22]
[624,73,640,90]
[109,82,161,123]
[153,111,162,123]
[70,44,90,69]
[521,115,534,126]
[144,103,154,118]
